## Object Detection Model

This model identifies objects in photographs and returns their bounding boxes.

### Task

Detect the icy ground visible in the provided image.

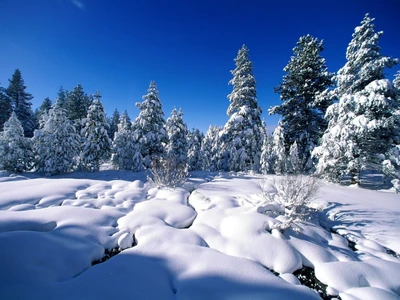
[0,170,399,300]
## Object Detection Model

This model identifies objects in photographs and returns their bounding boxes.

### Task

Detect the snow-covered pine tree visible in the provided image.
[201,125,221,171]
[133,81,168,168]
[111,111,143,171]
[33,100,80,175]
[269,35,333,171]
[187,128,204,171]
[80,99,112,172]
[314,79,400,184]
[108,108,120,139]
[0,85,12,128]
[335,14,398,98]
[220,45,263,172]
[0,112,33,172]
[314,14,399,185]
[288,142,302,174]
[66,84,91,131]
[271,122,286,175]
[166,108,189,165]
[259,121,272,174]
[6,69,35,137]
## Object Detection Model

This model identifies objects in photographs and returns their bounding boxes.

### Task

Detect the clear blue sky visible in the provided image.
[1,0,399,133]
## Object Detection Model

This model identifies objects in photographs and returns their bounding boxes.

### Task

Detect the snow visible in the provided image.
[0,170,399,299]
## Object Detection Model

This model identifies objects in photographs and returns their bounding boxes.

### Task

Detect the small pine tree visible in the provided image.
[260,123,273,174]
[166,108,189,165]
[0,112,33,172]
[33,101,80,175]
[201,125,221,171]
[66,84,91,131]
[6,69,35,137]
[111,112,143,171]
[133,81,168,168]
[271,122,286,175]
[80,99,112,172]
[108,108,120,139]
[187,128,204,171]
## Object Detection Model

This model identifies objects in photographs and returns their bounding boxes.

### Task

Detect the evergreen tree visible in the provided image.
[66,84,91,130]
[187,128,204,171]
[314,14,399,185]
[201,125,221,171]
[80,99,112,172]
[38,97,52,120]
[314,79,400,184]
[108,108,120,139]
[269,35,333,170]
[32,100,80,175]
[57,86,67,110]
[260,122,272,174]
[111,112,143,171]
[166,108,188,165]
[220,45,263,171]
[133,81,168,168]
[6,69,35,137]
[271,122,286,175]
[288,142,302,174]
[0,85,12,128]
[0,112,33,172]
[335,14,398,98]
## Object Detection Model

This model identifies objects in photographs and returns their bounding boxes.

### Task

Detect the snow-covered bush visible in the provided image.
[147,155,188,189]
[258,175,321,232]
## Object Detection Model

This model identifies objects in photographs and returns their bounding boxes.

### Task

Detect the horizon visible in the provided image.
[1,0,399,133]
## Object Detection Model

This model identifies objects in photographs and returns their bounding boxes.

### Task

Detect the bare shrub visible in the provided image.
[147,156,189,188]
[258,175,321,232]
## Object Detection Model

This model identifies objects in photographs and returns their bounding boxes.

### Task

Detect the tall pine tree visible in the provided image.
[6,69,35,137]
[220,45,263,171]
[314,14,399,184]
[0,85,12,128]
[66,84,91,131]
[269,35,333,170]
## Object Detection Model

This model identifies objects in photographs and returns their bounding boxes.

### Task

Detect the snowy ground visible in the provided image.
[0,169,399,300]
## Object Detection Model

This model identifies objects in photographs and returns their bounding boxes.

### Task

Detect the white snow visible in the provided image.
[0,170,399,299]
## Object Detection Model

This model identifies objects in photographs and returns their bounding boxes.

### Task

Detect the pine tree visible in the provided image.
[314,79,400,184]
[133,81,168,168]
[271,122,286,175]
[80,99,112,172]
[269,35,333,170]
[201,125,221,171]
[166,108,188,165]
[6,69,35,137]
[220,45,263,171]
[335,14,398,98]
[288,142,302,174]
[66,84,91,130]
[260,122,272,174]
[38,97,52,119]
[0,85,12,128]
[0,112,33,172]
[57,86,67,110]
[187,128,204,171]
[314,14,399,185]
[32,100,80,175]
[108,108,120,139]
[111,112,143,171]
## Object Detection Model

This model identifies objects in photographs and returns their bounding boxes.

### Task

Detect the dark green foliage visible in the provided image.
[0,85,12,128]
[66,84,91,130]
[6,69,35,137]
[108,108,120,139]
[270,35,333,170]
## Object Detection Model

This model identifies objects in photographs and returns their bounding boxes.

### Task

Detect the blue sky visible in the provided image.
[1,0,399,133]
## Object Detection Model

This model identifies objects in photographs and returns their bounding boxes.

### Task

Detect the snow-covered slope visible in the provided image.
[0,171,399,299]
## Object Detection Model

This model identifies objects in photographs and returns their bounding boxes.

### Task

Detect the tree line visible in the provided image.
[0,14,399,189]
